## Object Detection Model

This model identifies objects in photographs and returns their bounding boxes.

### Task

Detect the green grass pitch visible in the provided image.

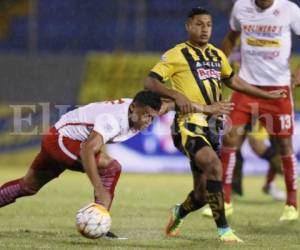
[0,167,300,250]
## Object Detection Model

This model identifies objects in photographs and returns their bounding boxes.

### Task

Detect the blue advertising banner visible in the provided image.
[107,112,300,174]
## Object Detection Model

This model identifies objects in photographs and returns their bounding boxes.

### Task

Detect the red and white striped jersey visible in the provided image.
[54,99,138,143]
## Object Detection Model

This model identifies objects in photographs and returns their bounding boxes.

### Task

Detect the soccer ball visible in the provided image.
[76,203,112,239]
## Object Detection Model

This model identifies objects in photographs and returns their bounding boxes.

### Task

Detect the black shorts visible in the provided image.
[171,115,220,172]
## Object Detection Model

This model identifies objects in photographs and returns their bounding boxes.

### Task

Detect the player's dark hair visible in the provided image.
[187,7,211,19]
[133,91,162,111]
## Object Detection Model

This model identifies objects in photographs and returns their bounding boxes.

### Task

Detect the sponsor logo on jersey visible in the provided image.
[195,61,221,68]
[246,37,281,48]
[242,24,283,38]
[244,49,280,59]
[197,68,221,80]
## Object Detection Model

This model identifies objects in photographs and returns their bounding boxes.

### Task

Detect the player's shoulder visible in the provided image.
[93,98,131,115]
[164,43,186,55]
[207,44,227,59]
[120,98,132,104]
[159,42,186,62]
[233,0,251,9]
[281,0,300,10]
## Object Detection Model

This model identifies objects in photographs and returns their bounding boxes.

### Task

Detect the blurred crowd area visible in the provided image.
[0,0,300,53]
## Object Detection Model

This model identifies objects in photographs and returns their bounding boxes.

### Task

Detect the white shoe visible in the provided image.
[263,182,286,201]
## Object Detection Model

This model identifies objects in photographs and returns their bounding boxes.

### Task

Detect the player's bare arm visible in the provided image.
[159,99,234,116]
[224,75,287,99]
[80,131,111,209]
[145,76,194,114]
[221,30,241,56]
[200,101,234,116]
[292,54,300,88]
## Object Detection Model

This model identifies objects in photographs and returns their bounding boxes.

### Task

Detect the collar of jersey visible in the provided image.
[185,41,209,52]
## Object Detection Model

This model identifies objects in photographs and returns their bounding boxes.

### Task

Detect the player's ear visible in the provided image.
[129,102,136,112]
[185,22,190,32]
[185,18,192,31]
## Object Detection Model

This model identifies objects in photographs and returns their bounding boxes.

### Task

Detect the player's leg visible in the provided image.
[180,167,207,217]
[165,167,207,236]
[194,145,242,242]
[259,86,298,220]
[0,150,65,208]
[220,90,252,206]
[249,136,285,200]
[272,136,298,220]
[221,125,246,205]
[247,135,285,200]
[165,121,208,237]
[96,152,122,210]
[232,149,244,196]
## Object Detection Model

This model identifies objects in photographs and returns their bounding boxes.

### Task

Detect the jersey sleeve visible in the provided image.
[93,114,120,144]
[219,50,234,80]
[229,1,241,31]
[290,2,300,35]
[149,48,177,82]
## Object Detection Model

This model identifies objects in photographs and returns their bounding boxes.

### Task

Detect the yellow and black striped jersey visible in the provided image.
[150,42,233,126]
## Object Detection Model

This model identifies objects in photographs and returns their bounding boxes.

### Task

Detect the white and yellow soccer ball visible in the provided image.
[76,203,112,239]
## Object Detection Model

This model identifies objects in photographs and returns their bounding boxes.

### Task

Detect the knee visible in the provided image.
[20,179,40,196]
[108,160,122,173]
[99,160,122,176]
[276,138,293,156]
[195,154,222,180]
[223,129,243,148]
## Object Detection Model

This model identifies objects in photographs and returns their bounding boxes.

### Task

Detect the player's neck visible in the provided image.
[187,40,208,50]
[254,0,274,10]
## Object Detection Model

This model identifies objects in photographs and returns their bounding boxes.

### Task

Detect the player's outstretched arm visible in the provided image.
[224,75,287,99]
[197,101,235,116]
[145,76,193,114]
[80,131,111,209]
[158,99,234,116]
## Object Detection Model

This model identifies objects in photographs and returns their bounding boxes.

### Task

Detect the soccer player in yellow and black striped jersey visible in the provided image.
[145,7,286,243]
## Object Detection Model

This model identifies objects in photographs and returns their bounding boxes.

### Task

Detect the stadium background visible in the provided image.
[1,0,300,175]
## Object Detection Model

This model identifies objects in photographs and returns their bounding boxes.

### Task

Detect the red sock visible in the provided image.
[221,147,236,203]
[0,178,36,207]
[98,160,122,210]
[281,154,297,208]
[264,167,276,189]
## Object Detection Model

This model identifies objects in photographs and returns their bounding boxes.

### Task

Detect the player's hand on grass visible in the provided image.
[200,101,234,116]
[267,89,287,99]
[174,92,194,114]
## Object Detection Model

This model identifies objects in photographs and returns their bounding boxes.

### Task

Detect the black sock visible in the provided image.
[261,147,275,160]
[206,180,228,228]
[178,191,206,218]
